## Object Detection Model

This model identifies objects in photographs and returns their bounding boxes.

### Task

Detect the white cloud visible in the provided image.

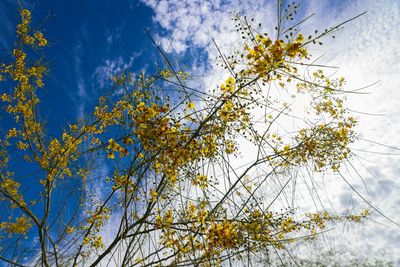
[92,51,142,89]
[309,2,400,253]
[72,42,89,118]
[143,0,400,261]
[144,0,275,54]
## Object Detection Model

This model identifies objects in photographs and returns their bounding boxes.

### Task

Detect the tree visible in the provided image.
[0,3,372,266]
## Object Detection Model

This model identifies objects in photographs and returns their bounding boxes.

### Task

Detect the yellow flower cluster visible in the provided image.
[16,9,48,47]
[112,173,134,192]
[6,128,18,138]
[155,209,173,229]
[34,31,48,47]
[81,206,110,249]
[192,174,208,189]
[220,77,236,94]
[151,204,367,264]
[206,220,240,249]
[86,206,110,231]
[242,34,307,79]
[159,69,189,79]
[273,118,356,171]
[1,178,26,207]
[0,9,50,204]
[107,138,128,159]
[82,234,104,249]
[0,215,31,237]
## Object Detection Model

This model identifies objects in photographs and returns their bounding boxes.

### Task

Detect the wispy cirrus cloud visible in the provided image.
[0,0,18,51]
[92,51,142,89]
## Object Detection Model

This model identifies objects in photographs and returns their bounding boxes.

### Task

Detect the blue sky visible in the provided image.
[1,0,399,264]
[1,0,159,132]
[0,1,161,261]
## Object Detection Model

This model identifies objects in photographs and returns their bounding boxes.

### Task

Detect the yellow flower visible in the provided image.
[186,102,195,110]
[20,9,31,20]
[6,128,18,138]
[66,226,75,234]
[225,77,235,86]
[295,33,305,43]
[5,216,31,236]
[17,141,29,150]
[150,189,158,202]
[192,175,208,189]
[0,93,11,102]
[34,31,48,47]
[93,235,104,248]
[82,236,90,245]
[136,101,146,112]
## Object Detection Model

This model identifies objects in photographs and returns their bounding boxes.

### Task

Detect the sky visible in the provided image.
[0,0,399,264]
